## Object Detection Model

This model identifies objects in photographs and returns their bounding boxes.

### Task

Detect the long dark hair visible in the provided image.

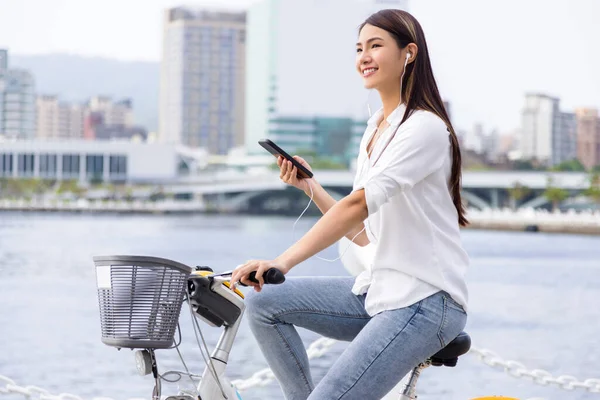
[360,9,468,226]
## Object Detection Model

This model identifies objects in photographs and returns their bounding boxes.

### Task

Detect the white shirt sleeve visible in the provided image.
[361,113,450,215]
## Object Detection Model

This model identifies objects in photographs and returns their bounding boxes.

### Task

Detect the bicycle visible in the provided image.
[93,255,475,400]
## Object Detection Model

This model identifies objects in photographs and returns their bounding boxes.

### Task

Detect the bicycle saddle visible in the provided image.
[429,331,471,367]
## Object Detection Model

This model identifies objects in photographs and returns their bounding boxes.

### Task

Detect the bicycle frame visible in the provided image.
[165,273,246,400]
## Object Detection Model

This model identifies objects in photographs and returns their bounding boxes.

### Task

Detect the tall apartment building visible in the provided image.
[520,93,576,166]
[0,49,36,139]
[159,6,246,155]
[36,95,85,139]
[244,0,409,163]
[554,111,577,166]
[576,108,600,170]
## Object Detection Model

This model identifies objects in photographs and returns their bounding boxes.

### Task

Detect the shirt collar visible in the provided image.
[366,103,407,128]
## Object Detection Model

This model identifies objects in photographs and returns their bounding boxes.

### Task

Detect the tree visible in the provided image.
[583,172,600,206]
[57,179,87,198]
[551,159,586,172]
[592,165,600,173]
[507,182,530,210]
[543,177,569,212]
[512,160,535,171]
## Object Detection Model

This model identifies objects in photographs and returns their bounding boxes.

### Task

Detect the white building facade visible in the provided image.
[0,140,179,183]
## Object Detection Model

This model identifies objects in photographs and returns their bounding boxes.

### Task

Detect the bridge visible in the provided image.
[167,170,594,212]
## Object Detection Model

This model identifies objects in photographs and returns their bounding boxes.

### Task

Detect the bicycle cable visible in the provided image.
[186,290,229,399]
[158,320,202,397]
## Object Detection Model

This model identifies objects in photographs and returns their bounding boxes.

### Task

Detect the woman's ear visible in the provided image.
[406,43,418,63]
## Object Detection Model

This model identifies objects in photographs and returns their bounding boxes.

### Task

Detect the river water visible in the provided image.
[0,213,598,400]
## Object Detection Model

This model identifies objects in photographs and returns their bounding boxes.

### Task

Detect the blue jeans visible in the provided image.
[245,276,467,400]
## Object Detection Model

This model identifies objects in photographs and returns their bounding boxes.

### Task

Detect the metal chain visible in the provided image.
[1,339,599,398]
[469,346,600,393]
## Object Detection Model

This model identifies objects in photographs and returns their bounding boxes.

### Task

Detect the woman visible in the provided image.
[230,9,469,400]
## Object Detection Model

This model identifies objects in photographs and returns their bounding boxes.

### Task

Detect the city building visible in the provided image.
[84,112,148,141]
[159,6,246,155]
[554,111,577,166]
[244,0,408,161]
[0,139,179,183]
[36,95,136,140]
[88,96,133,127]
[0,49,36,139]
[462,123,484,154]
[36,95,85,139]
[520,93,576,166]
[268,115,366,166]
[576,108,600,170]
[481,129,500,162]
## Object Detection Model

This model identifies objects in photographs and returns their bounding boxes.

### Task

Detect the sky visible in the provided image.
[0,0,599,134]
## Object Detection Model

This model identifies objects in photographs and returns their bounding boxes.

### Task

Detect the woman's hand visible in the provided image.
[230,258,291,292]
[278,155,314,193]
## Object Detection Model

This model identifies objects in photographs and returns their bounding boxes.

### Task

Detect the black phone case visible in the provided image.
[258,139,314,179]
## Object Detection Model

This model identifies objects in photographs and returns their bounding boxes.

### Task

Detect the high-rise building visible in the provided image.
[554,111,577,166]
[245,0,409,160]
[36,95,60,139]
[519,93,575,166]
[159,6,246,155]
[520,93,558,164]
[36,95,85,139]
[0,49,36,139]
[576,108,600,170]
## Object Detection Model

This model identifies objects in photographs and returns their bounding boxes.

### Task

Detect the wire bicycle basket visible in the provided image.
[93,255,192,350]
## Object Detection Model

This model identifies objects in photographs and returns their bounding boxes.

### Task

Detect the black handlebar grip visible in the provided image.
[248,268,286,285]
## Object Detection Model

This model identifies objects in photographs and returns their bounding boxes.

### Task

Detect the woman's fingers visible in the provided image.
[279,158,288,180]
[231,261,255,290]
[285,161,294,181]
[280,160,289,182]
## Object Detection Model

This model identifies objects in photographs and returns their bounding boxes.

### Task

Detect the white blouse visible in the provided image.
[351,103,470,316]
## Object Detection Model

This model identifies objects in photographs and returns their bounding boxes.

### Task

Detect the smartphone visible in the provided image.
[258,139,314,179]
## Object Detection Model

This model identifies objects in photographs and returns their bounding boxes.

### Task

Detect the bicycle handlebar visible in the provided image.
[248,268,286,285]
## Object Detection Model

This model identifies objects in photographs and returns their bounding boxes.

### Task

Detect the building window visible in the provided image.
[39,154,57,178]
[86,154,104,181]
[62,154,81,178]
[17,153,35,177]
[0,154,14,177]
[109,155,127,181]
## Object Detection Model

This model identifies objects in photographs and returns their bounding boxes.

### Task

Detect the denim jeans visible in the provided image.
[244,276,467,400]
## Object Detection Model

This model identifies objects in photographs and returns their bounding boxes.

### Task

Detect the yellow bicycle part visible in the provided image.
[192,270,245,299]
